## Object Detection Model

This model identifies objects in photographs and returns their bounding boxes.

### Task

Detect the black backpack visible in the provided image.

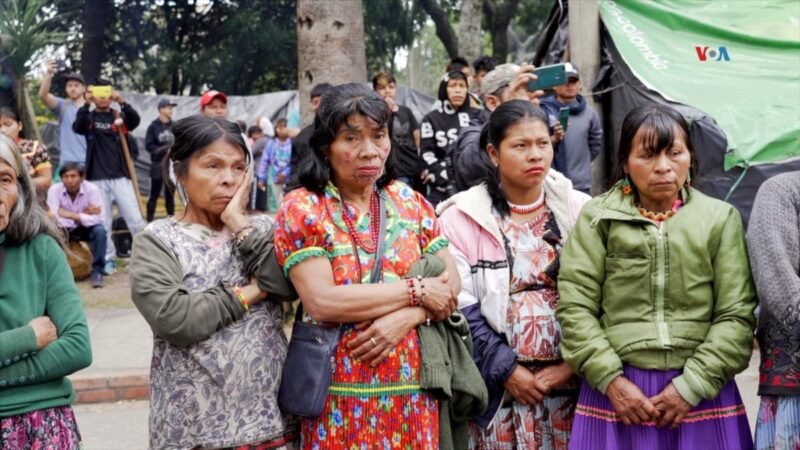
[112,217,132,258]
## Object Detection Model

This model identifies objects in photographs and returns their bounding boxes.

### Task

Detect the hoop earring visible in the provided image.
[622,175,632,195]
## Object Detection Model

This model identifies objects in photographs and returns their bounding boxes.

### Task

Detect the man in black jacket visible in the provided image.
[144,98,177,222]
[73,79,145,272]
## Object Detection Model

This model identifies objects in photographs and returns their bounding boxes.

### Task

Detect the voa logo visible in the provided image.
[695,46,730,62]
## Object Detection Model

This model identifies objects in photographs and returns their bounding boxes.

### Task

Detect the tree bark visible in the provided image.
[296,0,368,126]
[485,0,523,62]
[457,0,484,64]
[418,0,459,59]
[15,80,41,142]
[80,0,113,83]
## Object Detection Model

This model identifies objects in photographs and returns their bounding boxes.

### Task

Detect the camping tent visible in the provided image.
[535,0,800,224]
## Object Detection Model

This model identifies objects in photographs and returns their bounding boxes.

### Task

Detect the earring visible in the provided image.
[622,175,632,195]
[686,172,693,187]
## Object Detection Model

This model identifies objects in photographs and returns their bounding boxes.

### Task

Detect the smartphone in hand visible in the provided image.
[527,63,567,92]
[559,107,570,132]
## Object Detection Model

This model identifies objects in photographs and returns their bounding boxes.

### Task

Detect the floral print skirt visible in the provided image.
[300,327,438,449]
[755,395,800,450]
[0,405,81,450]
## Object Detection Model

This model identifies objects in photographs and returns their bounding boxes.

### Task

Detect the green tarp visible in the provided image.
[600,0,800,170]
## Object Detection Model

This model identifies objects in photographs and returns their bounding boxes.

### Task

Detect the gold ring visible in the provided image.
[370,337,378,347]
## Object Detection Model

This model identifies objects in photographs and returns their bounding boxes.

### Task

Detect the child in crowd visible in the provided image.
[257,118,292,212]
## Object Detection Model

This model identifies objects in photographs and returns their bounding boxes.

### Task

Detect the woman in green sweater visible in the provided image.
[0,134,92,447]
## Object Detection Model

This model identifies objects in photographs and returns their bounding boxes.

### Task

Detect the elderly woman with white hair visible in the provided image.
[0,134,92,448]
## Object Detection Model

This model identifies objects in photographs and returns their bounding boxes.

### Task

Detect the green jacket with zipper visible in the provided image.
[556,182,756,406]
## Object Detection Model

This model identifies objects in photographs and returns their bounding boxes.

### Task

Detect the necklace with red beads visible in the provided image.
[508,190,545,215]
[341,190,380,253]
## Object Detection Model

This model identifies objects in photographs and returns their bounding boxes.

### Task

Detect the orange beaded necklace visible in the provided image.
[638,199,684,222]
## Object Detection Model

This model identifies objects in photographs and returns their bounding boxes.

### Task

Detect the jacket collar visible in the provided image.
[436,169,578,243]
[593,181,692,224]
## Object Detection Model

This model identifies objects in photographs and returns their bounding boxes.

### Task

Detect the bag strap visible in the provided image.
[368,194,387,284]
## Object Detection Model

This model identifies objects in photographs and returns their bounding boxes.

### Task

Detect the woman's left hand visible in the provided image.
[221,170,252,230]
[534,362,573,391]
[347,307,424,367]
[650,382,692,428]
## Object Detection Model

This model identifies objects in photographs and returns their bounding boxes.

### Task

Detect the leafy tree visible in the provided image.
[363,0,425,75]
[0,0,69,140]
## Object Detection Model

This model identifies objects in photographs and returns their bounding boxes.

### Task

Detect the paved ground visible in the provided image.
[71,304,762,450]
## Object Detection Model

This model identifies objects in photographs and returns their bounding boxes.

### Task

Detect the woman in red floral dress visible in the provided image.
[274,83,461,449]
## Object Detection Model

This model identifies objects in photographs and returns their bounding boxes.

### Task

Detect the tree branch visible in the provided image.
[418,0,459,58]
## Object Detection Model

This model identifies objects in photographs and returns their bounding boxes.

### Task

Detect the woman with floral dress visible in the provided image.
[273,83,461,449]
[437,100,590,448]
[130,116,296,449]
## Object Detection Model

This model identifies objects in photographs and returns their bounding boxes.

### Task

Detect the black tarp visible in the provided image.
[532,0,799,225]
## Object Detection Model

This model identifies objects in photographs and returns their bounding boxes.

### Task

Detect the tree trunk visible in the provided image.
[296,0,367,126]
[457,0,484,64]
[15,80,41,143]
[80,0,113,83]
[486,0,523,62]
[418,0,459,59]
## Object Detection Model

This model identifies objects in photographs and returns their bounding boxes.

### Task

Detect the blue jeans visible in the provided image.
[68,225,107,276]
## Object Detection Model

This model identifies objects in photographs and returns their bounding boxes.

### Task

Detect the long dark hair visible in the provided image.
[298,83,396,193]
[480,99,549,217]
[613,105,698,186]
[162,115,250,191]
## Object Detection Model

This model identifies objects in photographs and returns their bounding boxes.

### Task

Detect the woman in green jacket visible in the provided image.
[0,134,92,448]
[557,105,755,450]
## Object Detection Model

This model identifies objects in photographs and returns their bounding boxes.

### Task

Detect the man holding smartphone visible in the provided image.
[73,79,145,274]
[38,60,87,167]
[540,62,603,195]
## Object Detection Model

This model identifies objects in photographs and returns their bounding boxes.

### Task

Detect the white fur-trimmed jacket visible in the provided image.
[436,170,590,428]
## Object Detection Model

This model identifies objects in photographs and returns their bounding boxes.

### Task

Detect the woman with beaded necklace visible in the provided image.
[437,100,590,448]
[557,105,755,449]
[273,83,460,449]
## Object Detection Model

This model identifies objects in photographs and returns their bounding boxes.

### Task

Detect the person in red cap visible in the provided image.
[200,90,228,118]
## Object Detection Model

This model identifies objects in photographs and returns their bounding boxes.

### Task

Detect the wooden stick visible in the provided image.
[114,110,144,217]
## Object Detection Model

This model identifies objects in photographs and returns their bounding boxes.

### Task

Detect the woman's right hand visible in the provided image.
[29,316,57,350]
[504,365,549,405]
[420,272,457,321]
[606,375,660,425]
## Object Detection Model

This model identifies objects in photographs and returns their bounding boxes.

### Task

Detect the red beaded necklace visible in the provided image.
[341,190,380,253]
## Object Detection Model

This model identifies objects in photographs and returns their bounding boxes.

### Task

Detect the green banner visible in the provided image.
[600,0,800,170]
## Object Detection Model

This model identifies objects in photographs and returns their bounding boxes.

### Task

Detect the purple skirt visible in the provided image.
[568,365,753,450]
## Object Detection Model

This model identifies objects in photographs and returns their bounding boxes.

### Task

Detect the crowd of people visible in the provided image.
[0,52,797,450]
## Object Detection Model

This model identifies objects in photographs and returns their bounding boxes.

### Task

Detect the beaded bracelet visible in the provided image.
[416,275,426,306]
[233,225,254,246]
[232,285,249,311]
[405,278,418,306]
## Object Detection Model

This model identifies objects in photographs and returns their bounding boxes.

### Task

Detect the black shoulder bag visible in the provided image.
[278,194,387,418]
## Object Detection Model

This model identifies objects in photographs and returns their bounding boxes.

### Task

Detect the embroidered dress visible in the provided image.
[469,208,577,450]
[0,405,81,449]
[274,181,448,450]
[143,216,295,450]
